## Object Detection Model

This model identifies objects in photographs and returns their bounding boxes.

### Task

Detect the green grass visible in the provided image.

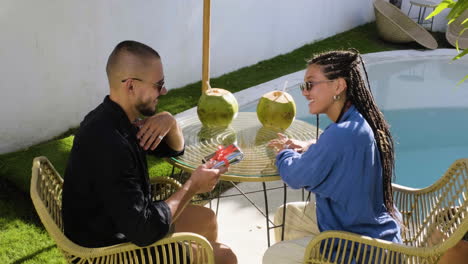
[0,22,451,263]
[0,179,66,264]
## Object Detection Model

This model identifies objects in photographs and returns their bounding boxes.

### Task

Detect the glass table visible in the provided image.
[167,112,318,246]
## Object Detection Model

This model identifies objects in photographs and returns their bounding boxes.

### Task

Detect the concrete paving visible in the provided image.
[207,181,305,264]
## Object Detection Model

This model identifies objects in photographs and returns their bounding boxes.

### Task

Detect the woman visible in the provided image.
[263,50,402,263]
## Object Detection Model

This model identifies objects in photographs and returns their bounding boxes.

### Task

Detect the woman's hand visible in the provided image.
[267,133,315,154]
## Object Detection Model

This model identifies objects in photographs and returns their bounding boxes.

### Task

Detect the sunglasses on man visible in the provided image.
[121,77,165,92]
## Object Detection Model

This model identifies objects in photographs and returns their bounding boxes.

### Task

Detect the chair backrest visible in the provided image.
[373,0,438,49]
[448,10,468,36]
[31,157,216,264]
[393,159,468,248]
[30,157,83,259]
[446,10,468,49]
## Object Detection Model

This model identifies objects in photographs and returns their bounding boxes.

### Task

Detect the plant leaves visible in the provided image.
[457,74,468,85]
[453,48,468,61]
[447,0,468,21]
[426,0,456,19]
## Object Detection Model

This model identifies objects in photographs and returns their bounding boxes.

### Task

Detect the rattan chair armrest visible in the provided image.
[149,176,183,201]
[304,230,449,262]
[392,159,468,196]
[70,232,215,263]
[392,183,421,193]
[393,182,445,195]
[150,176,183,189]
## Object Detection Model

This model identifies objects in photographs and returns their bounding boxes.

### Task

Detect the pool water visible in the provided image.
[241,58,468,188]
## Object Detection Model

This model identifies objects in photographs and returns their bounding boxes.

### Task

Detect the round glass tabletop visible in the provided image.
[168,112,318,182]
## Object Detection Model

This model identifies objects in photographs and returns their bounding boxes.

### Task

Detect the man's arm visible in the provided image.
[136,112,184,151]
[162,113,184,151]
[165,161,226,222]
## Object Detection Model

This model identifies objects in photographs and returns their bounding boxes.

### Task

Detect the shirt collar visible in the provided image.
[102,95,138,136]
[337,105,356,123]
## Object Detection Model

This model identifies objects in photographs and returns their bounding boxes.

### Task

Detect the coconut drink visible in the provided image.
[256,90,296,130]
[197,88,239,128]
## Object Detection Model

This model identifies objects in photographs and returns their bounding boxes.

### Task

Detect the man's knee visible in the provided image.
[199,206,217,228]
[213,242,237,264]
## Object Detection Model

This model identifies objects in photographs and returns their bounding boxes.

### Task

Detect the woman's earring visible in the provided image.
[333,95,341,101]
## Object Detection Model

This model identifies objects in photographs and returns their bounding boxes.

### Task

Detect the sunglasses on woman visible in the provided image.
[299,80,335,91]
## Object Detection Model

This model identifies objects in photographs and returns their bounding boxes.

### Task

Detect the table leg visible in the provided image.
[261,183,288,246]
[407,4,413,16]
[168,165,288,247]
[228,182,275,223]
[422,7,428,25]
[281,183,287,241]
[215,183,221,215]
[418,7,422,24]
[262,182,271,247]
[430,13,434,31]
[208,182,222,214]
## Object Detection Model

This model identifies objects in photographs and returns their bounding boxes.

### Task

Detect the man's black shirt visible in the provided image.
[63,96,184,248]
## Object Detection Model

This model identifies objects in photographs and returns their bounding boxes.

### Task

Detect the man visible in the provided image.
[62,40,237,263]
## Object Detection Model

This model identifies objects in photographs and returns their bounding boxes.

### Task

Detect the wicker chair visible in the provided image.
[30,156,215,264]
[374,0,438,49]
[446,10,468,49]
[303,158,468,264]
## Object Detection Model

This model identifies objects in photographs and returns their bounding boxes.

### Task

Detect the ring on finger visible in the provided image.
[158,135,164,140]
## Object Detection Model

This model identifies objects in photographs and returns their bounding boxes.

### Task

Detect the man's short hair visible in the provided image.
[106,40,161,78]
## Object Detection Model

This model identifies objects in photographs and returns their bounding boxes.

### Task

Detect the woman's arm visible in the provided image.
[275,134,337,190]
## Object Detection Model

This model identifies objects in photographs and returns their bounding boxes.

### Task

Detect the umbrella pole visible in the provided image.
[202,0,211,93]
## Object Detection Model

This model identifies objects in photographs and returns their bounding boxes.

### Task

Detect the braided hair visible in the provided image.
[308,50,398,220]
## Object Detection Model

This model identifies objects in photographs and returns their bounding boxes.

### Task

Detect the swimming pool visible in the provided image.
[240,52,468,188]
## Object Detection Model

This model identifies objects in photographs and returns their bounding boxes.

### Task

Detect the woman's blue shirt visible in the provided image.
[276,105,402,243]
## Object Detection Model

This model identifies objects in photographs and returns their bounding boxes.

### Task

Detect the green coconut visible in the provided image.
[256,91,296,130]
[197,88,239,128]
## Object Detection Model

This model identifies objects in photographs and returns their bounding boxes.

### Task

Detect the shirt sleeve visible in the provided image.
[91,135,173,247]
[276,128,339,192]
[147,140,185,158]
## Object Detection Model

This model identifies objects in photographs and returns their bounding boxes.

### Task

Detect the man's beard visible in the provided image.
[137,102,157,117]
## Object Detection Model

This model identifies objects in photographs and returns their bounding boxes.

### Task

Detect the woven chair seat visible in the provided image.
[30,156,215,264]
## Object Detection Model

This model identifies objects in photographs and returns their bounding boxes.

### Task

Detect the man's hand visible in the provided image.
[165,160,228,221]
[135,112,176,150]
[189,160,228,194]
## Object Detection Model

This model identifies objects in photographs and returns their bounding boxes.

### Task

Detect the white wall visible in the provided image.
[0,0,374,154]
